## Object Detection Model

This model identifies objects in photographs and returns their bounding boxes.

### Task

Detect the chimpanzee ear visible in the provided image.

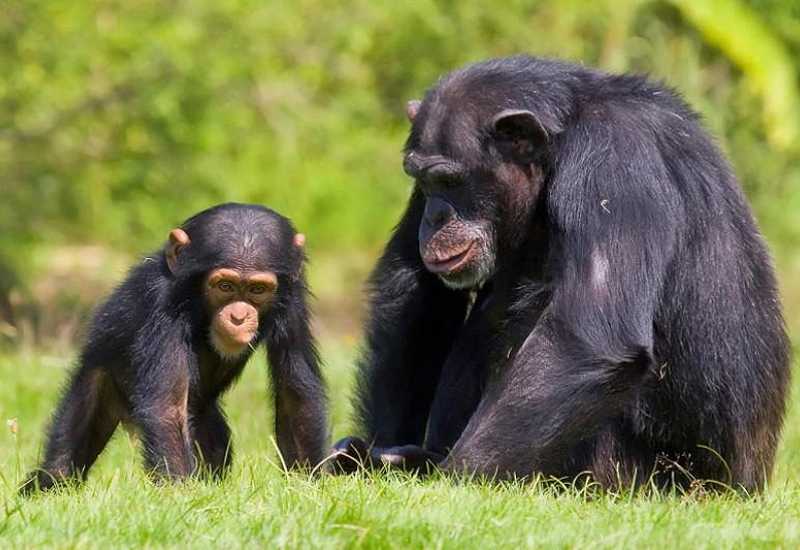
[166,228,191,275]
[492,109,549,164]
[406,100,421,123]
[291,233,307,281]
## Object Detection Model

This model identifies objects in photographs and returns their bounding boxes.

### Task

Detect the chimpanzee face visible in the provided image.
[203,267,278,359]
[164,211,305,361]
[403,152,497,289]
[404,100,547,290]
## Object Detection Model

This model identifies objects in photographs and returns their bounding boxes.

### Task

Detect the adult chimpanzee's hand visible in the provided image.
[327,437,444,474]
[327,437,374,473]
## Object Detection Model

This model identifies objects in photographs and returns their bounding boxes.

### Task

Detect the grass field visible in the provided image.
[1,343,799,549]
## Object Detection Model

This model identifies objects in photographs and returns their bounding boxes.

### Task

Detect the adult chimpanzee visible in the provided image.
[330,56,790,491]
[22,203,326,493]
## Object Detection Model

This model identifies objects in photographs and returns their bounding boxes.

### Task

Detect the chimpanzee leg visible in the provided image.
[443,320,653,480]
[125,324,200,481]
[132,384,195,480]
[136,413,194,480]
[192,403,232,478]
[266,284,329,470]
[20,368,119,493]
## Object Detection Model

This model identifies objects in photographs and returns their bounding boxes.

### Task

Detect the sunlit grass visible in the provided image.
[1,345,799,548]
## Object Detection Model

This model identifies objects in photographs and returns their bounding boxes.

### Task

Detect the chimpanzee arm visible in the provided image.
[443,107,684,478]
[423,294,492,456]
[20,364,119,493]
[353,190,470,447]
[127,312,197,480]
[365,310,492,473]
[266,282,328,468]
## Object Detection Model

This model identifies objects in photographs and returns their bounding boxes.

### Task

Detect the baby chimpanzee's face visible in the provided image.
[203,267,277,359]
[164,206,307,361]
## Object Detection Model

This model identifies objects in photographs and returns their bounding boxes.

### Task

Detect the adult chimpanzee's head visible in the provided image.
[403,58,569,289]
[164,203,305,360]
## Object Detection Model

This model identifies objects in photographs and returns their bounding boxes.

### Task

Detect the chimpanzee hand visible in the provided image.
[327,437,444,474]
[376,445,445,474]
[326,437,375,474]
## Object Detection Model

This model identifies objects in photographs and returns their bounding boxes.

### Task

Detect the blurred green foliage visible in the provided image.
[1,0,799,343]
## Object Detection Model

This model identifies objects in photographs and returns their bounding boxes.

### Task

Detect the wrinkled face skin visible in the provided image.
[404,153,498,290]
[404,101,547,290]
[204,268,278,359]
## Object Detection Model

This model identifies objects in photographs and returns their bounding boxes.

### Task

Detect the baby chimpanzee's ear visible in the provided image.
[291,233,306,281]
[166,228,191,274]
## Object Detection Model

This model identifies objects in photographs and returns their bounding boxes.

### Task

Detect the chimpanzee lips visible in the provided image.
[423,241,477,274]
[210,329,257,360]
[222,330,256,347]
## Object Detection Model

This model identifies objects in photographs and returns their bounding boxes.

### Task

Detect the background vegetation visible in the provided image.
[1,0,800,346]
[2,1,800,547]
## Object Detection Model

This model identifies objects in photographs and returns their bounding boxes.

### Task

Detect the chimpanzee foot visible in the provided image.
[19,469,73,496]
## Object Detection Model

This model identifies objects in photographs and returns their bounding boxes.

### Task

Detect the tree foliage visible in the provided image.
[1,0,799,340]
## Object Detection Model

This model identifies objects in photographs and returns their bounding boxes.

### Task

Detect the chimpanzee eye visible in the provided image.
[249,284,268,295]
[217,281,235,293]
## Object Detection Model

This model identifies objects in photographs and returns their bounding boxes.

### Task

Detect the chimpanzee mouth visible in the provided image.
[424,241,477,275]
[210,330,256,361]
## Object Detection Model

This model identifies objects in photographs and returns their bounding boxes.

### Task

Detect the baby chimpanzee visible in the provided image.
[22,203,327,493]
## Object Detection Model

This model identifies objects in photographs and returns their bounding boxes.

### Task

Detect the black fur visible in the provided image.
[22,203,327,493]
[332,56,790,491]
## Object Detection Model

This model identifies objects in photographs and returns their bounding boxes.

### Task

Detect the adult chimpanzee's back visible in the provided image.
[330,56,790,491]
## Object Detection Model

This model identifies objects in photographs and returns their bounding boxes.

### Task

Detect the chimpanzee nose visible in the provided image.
[227,302,251,326]
[423,197,456,229]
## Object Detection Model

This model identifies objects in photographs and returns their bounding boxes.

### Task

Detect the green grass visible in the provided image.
[1,345,799,549]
